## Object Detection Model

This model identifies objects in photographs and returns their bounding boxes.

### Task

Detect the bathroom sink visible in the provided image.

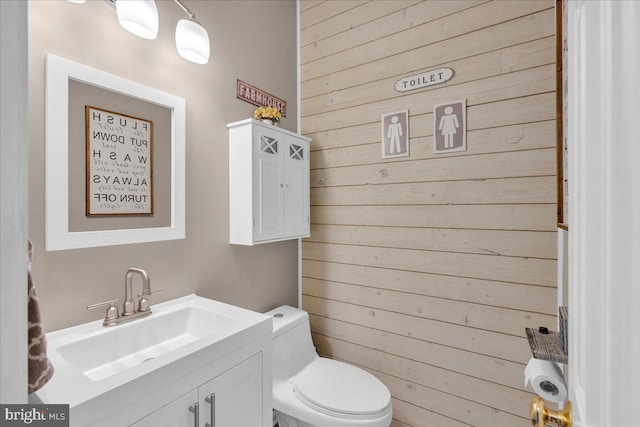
[56,304,237,381]
[33,294,272,418]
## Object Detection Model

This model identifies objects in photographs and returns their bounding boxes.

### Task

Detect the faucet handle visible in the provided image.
[87,299,120,326]
[137,289,163,312]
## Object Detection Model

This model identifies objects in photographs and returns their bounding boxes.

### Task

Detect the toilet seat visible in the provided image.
[290,358,391,420]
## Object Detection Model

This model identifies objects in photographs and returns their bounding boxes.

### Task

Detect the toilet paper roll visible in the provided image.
[524,358,567,403]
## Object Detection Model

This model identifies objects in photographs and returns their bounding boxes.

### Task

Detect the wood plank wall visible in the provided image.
[299,1,557,426]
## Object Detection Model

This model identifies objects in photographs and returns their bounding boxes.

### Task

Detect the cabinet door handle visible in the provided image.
[205,393,215,427]
[188,403,199,427]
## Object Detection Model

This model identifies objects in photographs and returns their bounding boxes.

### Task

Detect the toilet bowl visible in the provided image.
[266,305,392,427]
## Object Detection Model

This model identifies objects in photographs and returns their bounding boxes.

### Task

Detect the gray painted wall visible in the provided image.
[1,0,28,403]
[28,0,300,332]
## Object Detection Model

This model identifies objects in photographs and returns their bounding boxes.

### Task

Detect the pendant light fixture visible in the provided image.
[116,0,159,40]
[174,0,210,65]
[69,0,210,65]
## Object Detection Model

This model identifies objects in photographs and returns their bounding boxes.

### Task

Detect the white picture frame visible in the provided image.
[45,54,186,251]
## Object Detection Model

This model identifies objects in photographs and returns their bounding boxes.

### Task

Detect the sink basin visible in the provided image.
[33,294,272,417]
[57,305,237,381]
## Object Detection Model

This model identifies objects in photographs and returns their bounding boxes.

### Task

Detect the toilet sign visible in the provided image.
[394,68,453,92]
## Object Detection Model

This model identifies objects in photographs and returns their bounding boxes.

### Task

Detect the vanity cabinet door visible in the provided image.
[198,353,263,427]
[129,389,198,427]
[129,354,263,427]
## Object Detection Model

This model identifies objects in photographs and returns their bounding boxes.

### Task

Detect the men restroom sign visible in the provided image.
[86,106,153,215]
[381,110,409,159]
[394,68,453,92]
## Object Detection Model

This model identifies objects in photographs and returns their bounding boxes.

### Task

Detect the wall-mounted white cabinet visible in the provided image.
[228,119,310,245]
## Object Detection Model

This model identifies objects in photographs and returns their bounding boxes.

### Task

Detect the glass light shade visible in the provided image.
[116,0,159,40]
[175,19,210,65]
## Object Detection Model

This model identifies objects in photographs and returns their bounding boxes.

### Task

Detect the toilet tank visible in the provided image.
[265,305,318,381]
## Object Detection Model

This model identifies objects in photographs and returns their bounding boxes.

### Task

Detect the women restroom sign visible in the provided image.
[433,100,466,153]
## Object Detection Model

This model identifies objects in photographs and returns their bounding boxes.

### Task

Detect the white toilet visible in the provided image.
[266,305,392,427]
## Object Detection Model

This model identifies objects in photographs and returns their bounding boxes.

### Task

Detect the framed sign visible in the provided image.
[44,54,186,251]
[433,100,466,154]
[86,106,153,216]
[381,110,409,159]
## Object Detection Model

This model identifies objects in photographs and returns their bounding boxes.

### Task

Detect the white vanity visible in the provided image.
[31,295,272,427]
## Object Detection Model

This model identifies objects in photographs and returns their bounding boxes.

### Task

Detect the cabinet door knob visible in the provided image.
[188,403,199,427]
[205,393,215,427]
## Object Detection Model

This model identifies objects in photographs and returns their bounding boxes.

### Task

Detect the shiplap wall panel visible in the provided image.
[305,295,533,362]
[300,0,422,48]
[307,225,557,259]
[300,0,367,29]
[374,370,527,427]
[311,149,556,187]
[301,3,551,82]
[307,93,556,154]
[299,0,323,13]
[303,242,556,286]
[311,176,556,205]
[303,64,555,133]
[311,204,556,231]
[303,279,556,336]
[302,0,484,65]
[309,314,527,390]
[300,1,557,425]
[312,334,533,416]
[303,260,557,315]
[302,8,554,97]
[303,36,556,116]
[309,120,555,162]
[390,397,469,427]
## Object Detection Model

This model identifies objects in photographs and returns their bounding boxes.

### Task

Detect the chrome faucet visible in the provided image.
[123,267,151,316]
[87,267,162,326]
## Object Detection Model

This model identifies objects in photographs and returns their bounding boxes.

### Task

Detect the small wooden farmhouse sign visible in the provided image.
[394,68,453,92]
[86,106,153,216]
[237,80,287,116]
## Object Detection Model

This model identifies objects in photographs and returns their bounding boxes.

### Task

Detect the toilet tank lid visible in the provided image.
[265,305,308,338]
